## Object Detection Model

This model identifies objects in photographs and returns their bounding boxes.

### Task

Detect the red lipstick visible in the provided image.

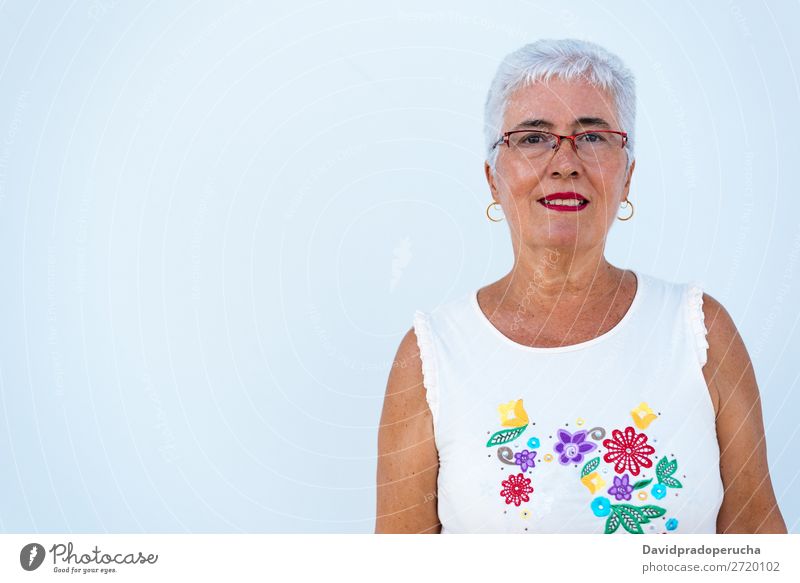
[537,192,589,212]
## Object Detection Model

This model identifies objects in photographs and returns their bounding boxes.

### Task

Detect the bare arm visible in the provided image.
[375,328,441,533]
[701,293,787,534]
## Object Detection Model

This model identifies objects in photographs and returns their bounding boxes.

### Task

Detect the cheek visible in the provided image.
[496,159,542,197]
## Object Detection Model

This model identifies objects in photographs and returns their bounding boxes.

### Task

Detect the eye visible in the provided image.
[516,131,550,145]
[578,132,607,143]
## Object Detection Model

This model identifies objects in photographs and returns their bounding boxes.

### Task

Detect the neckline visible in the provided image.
[470,269,644,353]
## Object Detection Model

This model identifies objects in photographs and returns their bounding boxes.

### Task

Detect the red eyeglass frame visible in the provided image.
[492,129,628,151]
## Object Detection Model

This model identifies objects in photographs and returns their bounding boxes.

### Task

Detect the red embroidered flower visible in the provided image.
[500,473,534,506]
[602,426,655,476]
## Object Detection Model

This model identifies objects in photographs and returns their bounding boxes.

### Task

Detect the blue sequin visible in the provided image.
[526,437,540,449]
[666,518,678,531]
[591,496,611,517]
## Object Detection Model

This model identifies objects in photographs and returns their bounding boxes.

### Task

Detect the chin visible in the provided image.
[526,225,589,247]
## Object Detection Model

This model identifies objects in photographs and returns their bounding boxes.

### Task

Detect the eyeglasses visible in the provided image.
[492,130,628,163]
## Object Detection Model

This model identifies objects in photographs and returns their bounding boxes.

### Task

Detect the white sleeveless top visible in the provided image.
[412,269,724,534]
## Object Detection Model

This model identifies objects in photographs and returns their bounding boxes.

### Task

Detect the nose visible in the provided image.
[547,137,581,178]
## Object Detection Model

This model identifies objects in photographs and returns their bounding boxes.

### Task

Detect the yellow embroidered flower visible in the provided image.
[631,402,658,429]
[580,471,606,494]
[543,453,553,462]
[576,417,585,426]
[638,491,648,501]
[498,399,529,428]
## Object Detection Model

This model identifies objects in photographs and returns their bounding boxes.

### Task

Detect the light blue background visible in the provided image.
[0,0,798,533]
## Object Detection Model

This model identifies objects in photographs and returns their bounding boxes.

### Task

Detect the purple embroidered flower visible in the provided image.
[514,449,537,471]
[608,474,634,501]
[553,428,597,465]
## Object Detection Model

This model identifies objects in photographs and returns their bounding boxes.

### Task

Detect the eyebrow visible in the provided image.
[512,117,612,130]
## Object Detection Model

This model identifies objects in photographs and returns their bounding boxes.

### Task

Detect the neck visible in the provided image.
[495,244,624,306]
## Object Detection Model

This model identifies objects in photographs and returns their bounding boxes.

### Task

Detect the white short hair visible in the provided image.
[484,39,636,170]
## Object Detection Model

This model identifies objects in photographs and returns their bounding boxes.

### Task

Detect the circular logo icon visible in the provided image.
[20,543,46,571]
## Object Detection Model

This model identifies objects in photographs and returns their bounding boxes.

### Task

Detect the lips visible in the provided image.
[537,192,590,212]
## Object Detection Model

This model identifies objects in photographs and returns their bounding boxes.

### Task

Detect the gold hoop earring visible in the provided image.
[617,199,634,221]
[486,201,504,222]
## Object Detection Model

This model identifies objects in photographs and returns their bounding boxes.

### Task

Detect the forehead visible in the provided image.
[503,77,620,129]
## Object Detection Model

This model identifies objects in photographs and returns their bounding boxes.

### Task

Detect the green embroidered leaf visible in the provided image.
[632,478,653,490]
[485,425,527,447]
[617,504,649,524]
[581,457,600,477]
[604,510,621,534]
[656,456,669,480]
[661,476,683,489]
[639,505,667,519]
[617,505,644,534]
[656,456,678,481]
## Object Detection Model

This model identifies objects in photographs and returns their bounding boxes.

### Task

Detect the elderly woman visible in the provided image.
[375,39,786,534]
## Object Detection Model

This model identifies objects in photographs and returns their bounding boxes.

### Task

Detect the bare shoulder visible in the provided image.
[700,293,745,416]
[699,293,787,533]
[375,327,441,534]
[385,327,427,399]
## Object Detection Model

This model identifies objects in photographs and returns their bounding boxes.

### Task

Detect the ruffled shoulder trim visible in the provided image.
[412,310,440,430]
[686,283,709,367]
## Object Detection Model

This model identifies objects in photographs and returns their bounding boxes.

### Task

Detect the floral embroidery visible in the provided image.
[554,428,597,465]
[630,402,658,430]
[514,449,537,472]
[500,473,534,507]
[602,426,655,476]
[605,503,667,534]
[655,456,683,489]
[587,426,606,440]
[484,400,686,534]
[581,471,606,494]
[608,474,634,501]
[580,457,600,477]
[486,426,527,447]
[651,484,667,500]
[487,399,530,447]
[498,399,529,427]
[591,496,611,517]
[496,447,517,465]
